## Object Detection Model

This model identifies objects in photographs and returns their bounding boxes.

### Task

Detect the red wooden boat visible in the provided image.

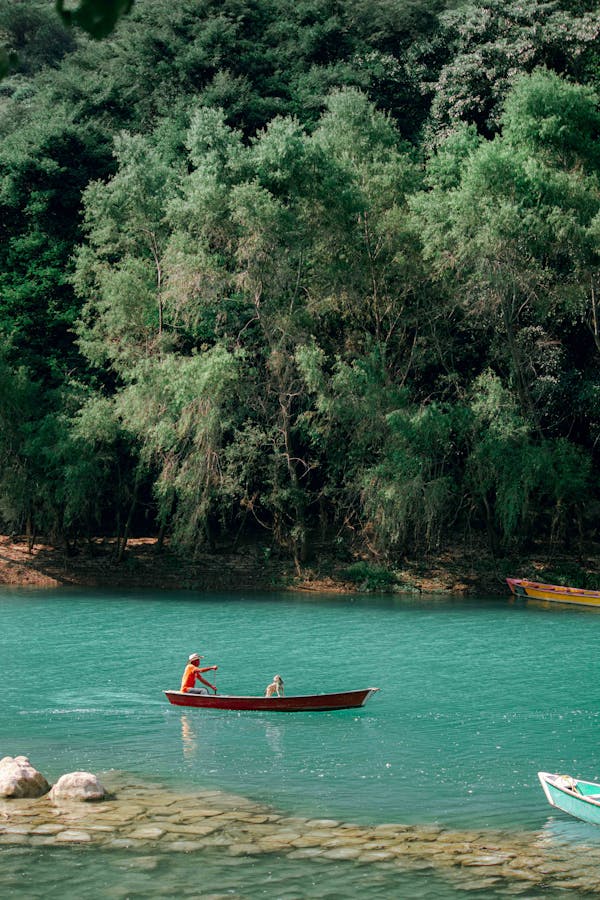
[164,687,379,712]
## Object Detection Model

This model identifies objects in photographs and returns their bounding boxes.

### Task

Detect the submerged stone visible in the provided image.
[228,842,261,856]
[160,822,221,837]
[128,826,165,840]
[120,856,160,870]
[55,830,92,842]
[358,850,396,862]
[503,867,542,882]
[287,847,324,859]
[96,804,146,823]
[106,838,139,849]
[459,877,502,891]
[165,840,207,852]
[304,818,340,828]
[462,853,513,866]
[263,830,302,843]
[321,847,362,860]
[322,836,366,848]
[30,823,65,834]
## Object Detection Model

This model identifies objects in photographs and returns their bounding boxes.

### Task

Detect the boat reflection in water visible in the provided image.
[264,722,284,757]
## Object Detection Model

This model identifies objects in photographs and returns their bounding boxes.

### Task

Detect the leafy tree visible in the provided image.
[74,131,177,372]
[0,346,39,541]
[308,89,425,364]
[116,347,243,551]
[0,99,112,381]
[56,0,134,39]
[361,402,467,554]
[0,337,125,547]
[465,371,591,550]
[414,71,600,433]
[426,0,600,140]
[0,0,74,75]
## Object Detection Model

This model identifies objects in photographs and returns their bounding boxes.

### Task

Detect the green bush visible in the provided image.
[345,561,397,591]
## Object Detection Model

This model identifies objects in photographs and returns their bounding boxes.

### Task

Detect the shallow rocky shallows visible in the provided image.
[1,773,599,894]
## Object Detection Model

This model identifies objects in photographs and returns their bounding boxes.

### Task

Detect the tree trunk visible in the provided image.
[482,494,499,557]
[501,292,541,435]
[280,395,307,570]
[26,514,36,553]
[116,472,141,563]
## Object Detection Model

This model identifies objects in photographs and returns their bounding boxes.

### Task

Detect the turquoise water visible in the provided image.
[1,845,567,900]
[2,587,600,897]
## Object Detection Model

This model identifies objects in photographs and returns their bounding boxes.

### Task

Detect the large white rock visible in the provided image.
[50,771,108,802]
[0,756,50,798]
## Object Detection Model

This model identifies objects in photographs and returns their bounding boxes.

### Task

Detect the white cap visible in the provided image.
[188,653,202,662]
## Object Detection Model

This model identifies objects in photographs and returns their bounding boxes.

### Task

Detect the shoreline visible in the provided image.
[1,534,598,598]
[1,769,597,894]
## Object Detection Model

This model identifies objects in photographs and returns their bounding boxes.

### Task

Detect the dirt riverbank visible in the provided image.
[1,534,597,596]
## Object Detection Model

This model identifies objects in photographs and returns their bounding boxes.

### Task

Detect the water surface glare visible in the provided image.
[2,587,599,896]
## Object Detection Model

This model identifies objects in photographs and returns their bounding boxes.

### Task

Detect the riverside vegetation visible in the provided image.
[1,0,600,579]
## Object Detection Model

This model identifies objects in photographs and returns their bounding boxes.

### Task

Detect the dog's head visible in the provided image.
[274,674,283,686]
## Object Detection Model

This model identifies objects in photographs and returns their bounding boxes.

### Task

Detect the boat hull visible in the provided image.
[507,577,600,607]
[164,687,379,712]
[538,772,600,825]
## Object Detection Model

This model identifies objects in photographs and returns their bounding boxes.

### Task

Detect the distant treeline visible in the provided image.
[0,0,599,563]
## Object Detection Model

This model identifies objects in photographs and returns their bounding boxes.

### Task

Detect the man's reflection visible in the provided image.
[181,714,198,761]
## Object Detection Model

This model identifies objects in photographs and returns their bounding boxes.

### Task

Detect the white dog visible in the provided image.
[265,674,284,697]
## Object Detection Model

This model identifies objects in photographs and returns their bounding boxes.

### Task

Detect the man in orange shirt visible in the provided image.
[180,653,218,694]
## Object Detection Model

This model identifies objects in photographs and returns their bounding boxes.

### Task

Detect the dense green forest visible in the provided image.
[0,0,599,567]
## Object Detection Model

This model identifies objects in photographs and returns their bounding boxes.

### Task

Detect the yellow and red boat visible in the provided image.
[507,577,600,607]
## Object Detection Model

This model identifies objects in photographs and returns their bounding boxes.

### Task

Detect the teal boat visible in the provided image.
[539,772,600,825]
